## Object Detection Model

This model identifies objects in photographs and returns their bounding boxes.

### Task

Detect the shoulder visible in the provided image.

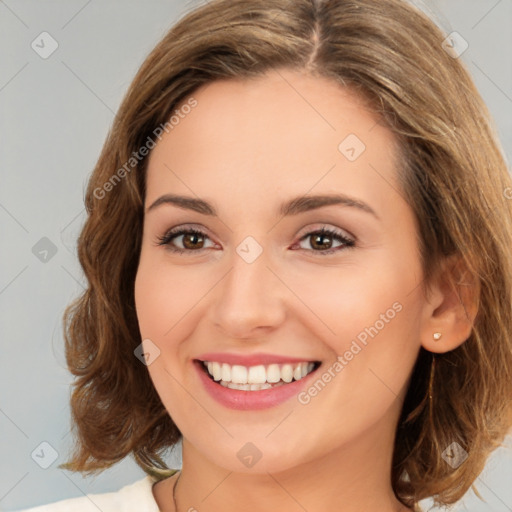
[15,475,161,512]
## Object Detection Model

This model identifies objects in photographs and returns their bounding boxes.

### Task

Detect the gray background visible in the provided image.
[0,0,511,510]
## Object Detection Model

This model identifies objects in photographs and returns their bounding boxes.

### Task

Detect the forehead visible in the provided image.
[145,68,402,220]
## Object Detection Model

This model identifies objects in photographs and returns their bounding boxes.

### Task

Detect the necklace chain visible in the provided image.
[169,470,419,511]
[172,471,181,512]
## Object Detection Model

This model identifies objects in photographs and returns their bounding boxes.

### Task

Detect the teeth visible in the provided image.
[250,383,272,390]
[221,363,231,382]
[227,382,250,390]
[266,364,281,383]
[231,365,247,384]
[281,364,293,383]
[203,360,317,388]
[211,362,222,381]
[248,365,266,384]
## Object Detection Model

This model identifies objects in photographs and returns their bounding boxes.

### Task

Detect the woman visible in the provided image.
[20,0,512,511]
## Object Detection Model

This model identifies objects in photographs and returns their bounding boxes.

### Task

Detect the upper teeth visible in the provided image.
[203,361,315,384]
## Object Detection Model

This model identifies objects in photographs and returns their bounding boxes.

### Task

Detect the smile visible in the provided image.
[201,360,319,391]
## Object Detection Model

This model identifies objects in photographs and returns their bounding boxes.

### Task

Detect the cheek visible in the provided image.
[285,257,417,352]
[134,254,204,337]
[134,258,195,420]
[329,286,422,411]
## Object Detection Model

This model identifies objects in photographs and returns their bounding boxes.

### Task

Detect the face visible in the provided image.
[134,68,426,474]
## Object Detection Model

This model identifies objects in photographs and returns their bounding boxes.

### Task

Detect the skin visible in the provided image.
[134,68,474,512]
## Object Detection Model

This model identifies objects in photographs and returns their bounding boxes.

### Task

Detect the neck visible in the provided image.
[160,401,412,512]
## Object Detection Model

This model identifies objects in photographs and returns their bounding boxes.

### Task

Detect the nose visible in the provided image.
[209,247,287,340]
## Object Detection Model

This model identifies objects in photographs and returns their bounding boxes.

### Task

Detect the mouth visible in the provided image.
[196,359,322,391]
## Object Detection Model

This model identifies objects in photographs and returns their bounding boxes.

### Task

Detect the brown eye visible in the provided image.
[157,227,215,254]
[181,232,205,250]
[297,227,355,255]
[310,232,334,250]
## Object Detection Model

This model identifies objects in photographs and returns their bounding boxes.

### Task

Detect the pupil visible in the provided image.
[184,233,203,249]
[313,234,332,250]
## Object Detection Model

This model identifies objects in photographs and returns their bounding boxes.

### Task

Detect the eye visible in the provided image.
[294,227,355,255]
[156,226,215,254]
[156,225,355,256]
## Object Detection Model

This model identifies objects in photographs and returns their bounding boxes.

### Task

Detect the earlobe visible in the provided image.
[420,255,480,354]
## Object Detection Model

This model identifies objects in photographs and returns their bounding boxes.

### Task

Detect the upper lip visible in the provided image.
[196,352,320,366]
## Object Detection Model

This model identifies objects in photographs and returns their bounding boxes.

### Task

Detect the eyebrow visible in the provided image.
[146,193,379,219]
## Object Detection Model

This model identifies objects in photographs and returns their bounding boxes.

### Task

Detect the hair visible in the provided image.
[60,0,512,508]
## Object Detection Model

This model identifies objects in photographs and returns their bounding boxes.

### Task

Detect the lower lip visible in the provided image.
[194,360,319,410]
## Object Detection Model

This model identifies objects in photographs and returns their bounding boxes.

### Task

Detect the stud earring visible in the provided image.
[433,332,442,341]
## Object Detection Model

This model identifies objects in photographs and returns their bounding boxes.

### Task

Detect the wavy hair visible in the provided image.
[60,0,512,508]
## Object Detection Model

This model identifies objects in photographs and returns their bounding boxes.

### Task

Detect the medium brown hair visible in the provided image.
[61,0,512,508]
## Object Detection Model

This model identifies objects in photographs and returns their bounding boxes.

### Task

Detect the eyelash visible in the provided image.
[156,225,355,256]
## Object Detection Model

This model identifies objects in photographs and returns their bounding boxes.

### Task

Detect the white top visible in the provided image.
[15,476,161,512]
[14,473,424,512]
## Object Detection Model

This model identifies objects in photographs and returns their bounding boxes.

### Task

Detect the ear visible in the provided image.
[420,254,480,354]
